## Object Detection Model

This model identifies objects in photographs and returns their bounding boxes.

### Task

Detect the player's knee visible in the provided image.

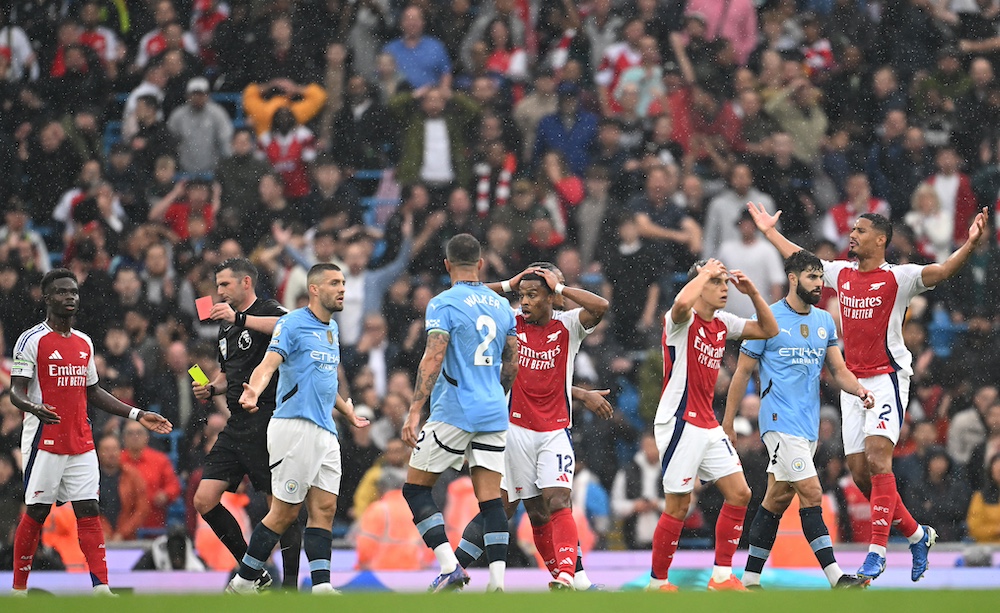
[193,488,221,515]
[545,489,572,512]
[26,503,52,523]
[727,485,752,507]
[765,489,794,513]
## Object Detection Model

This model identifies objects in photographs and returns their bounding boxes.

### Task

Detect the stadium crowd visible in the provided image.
[3,0,1000,572]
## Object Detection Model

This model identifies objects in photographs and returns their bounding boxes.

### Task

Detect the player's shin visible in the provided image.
[868,473,897,556]
[531,521,557,577]
[712,503,747,582]
[403,483,458,573]
[743,505,782,586]
[12,513,43,590]
[238,523,282,581]
[549,507,578,579]
[480,498,509,590]
[76,516,109,586]
[303,527,332,589]
[202,503,249,561]
[280,518,303,589]
[650,512,684,587]
[800,506,844,586]
[456,512,485,568]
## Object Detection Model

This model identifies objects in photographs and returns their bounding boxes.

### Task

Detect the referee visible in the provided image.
[191,257,301,589]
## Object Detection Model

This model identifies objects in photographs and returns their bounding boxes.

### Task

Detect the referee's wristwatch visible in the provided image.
[234,311,247,328]
[207,384,217,397]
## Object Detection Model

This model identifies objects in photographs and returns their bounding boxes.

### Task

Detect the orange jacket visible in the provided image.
[121,447,181,529]
[355,490,434,570]
[243,83,327,135]
[42,504,84,572]
[100,464,151,540]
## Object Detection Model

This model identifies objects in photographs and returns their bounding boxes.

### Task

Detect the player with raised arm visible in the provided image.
[722,250,871,590]
[10,269,172,596]
[650,258,778,592]
[747,201,989,581]
[448,263,611,591]
[400,234,519,593]
[190,258,301,590]
[226,263,370,595]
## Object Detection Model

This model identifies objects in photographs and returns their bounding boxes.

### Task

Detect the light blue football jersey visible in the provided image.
[741,300,839,441]
[424,282,517,432]
[267,307,341,435]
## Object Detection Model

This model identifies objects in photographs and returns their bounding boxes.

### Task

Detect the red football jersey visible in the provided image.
[822,261,928,378]
[656,309,746,429]
[12,323,99,455]
[258,126,317,199]
[509,309,591,432]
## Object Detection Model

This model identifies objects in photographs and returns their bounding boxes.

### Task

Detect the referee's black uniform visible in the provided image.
[202,298,287,493]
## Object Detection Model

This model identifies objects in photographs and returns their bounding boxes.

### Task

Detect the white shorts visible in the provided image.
[762,431,818,483]
[841,372,908,455]
[501,424,574,501]
[22,449,99,505]
[268,418,342,504]
[408,421,506,475]
[655,418,742,494]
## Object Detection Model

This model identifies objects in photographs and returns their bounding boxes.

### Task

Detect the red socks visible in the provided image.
[76,516,109,586]
[549,508,578,578]
[532,521,557,577]
[651,512,684,580]
[715,503,747,567]
[13,514,43,590]
[869,473,898,548]
[892,491,919,537]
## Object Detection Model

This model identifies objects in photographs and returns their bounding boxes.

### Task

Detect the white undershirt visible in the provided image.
[420,118,454,183]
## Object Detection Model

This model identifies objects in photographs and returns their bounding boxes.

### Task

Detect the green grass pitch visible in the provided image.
[3,589,999,613]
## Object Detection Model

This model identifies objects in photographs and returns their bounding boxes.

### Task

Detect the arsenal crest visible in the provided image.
[800,324,809,338]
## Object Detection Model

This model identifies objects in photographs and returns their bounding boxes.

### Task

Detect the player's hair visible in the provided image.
[445,234,482,266]
[307,262,342,285]
[859,213,893,245]
[784,250,823,275]
[215,257,258,286]
[687,259,708,281]
[41,268,76,295]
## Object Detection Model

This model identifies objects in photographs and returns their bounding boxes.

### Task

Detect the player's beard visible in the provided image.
[796,283,822,306]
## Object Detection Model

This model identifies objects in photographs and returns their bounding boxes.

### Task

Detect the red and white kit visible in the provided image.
[502,308,592,501]
[654,310,747,493]
[823,260,928,453]
[12,322,100,505]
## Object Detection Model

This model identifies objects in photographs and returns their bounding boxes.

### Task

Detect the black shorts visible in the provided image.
[201,427,271,494]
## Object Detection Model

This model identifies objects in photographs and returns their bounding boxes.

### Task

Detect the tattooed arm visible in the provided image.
[501,334,519,395]
[401,330,450,448]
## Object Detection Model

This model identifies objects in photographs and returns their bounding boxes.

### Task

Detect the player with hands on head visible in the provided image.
[452,262,610,590]
[648,257,778,592]
[10,269,172,596]
[723,250,872,590]
[747,201,989,581]
[227,263,369,595]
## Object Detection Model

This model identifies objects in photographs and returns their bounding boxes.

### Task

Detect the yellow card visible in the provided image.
[188,364,210,385]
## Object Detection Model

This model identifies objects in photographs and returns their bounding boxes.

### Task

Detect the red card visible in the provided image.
[196,296,214,321]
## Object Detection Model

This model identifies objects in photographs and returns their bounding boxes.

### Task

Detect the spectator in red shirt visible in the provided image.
[149,178,219,241]
[121,419,182,531]
[822,172,890,253]
[258,107,316,200]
